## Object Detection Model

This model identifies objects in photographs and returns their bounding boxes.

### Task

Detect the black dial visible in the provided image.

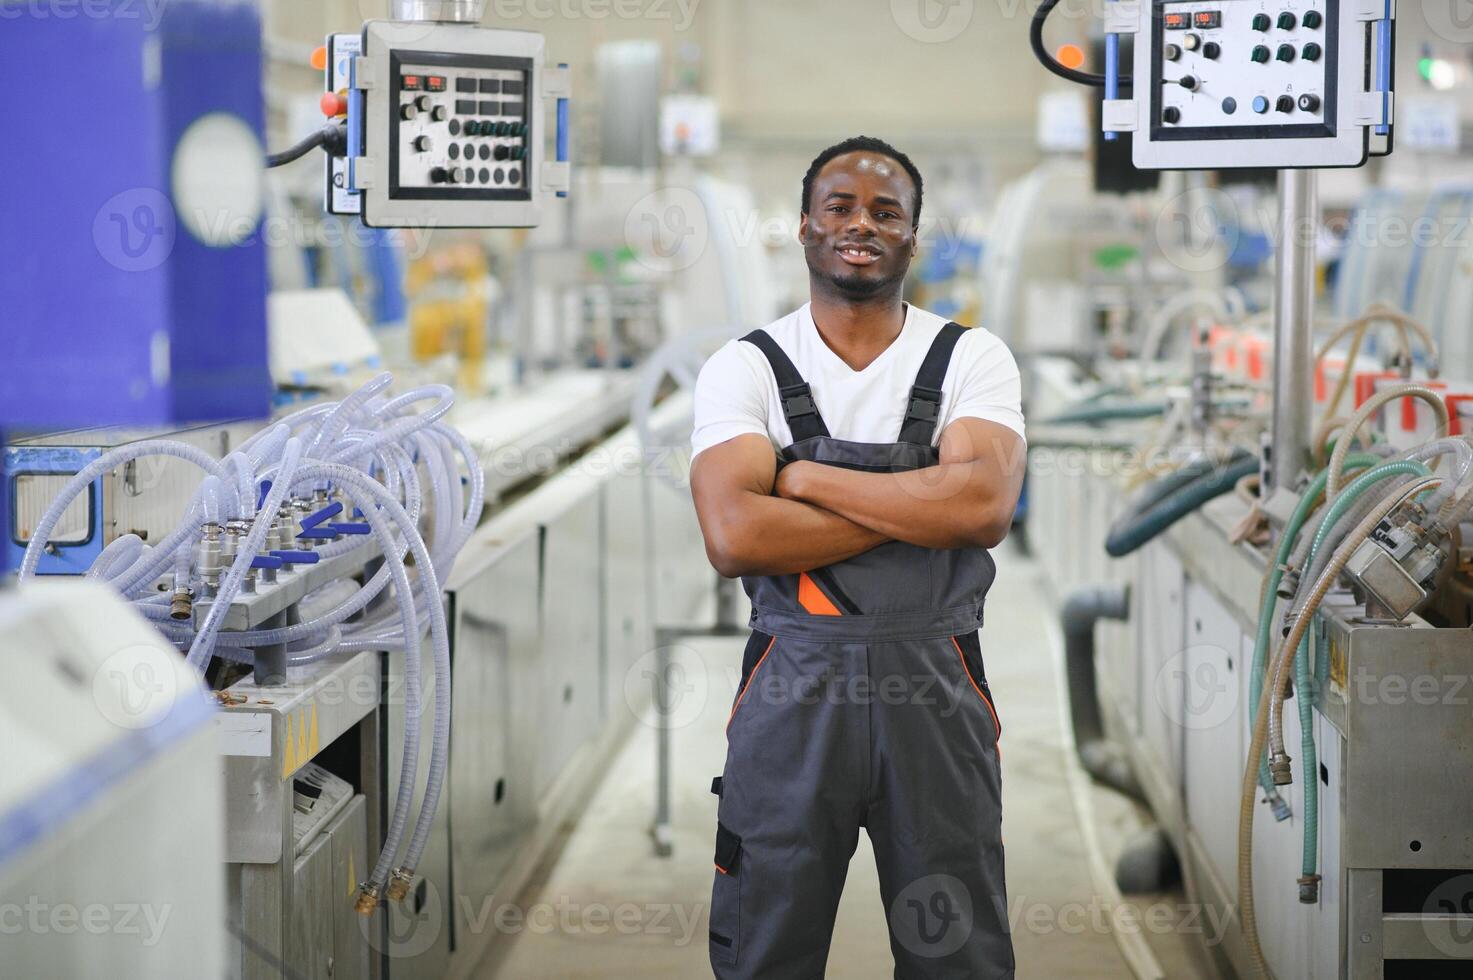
[1163,106,1182,124]
[1275,95,1295,113]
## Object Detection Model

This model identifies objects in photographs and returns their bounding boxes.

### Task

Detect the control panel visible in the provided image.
[1102,0,1394,169]
[333,20,570,228]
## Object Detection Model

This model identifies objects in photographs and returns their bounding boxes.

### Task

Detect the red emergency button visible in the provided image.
[320,91,348,117]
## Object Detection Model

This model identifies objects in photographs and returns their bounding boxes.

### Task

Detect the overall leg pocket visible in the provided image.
[952,632,1002,748]
[709,821,743,964]
[726,630,777,735]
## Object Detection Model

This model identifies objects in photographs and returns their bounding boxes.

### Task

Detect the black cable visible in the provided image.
[1029,0,1133,88]
[266,123,347,168]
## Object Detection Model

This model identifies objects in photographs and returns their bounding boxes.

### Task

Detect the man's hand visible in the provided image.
[772,419,1025,550]
[690,434,890,578]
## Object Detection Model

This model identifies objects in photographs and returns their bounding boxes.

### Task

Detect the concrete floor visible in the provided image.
[473,544,1221,979]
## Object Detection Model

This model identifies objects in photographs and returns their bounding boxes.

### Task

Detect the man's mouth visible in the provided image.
[835,242,882,266]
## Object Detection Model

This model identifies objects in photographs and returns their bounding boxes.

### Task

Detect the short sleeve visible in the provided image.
[943,329,1026,442]
[691,340,773,460]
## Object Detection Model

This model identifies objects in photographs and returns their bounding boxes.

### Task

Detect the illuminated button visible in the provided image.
[1302,42,1322,61]
[1252,96,1270,113]
[1252,12,1271,30]
[1297,93,1321,112]
[1202,41,1220,59]
[412,135,433,152]
[1183,32,1201,51]
[415,95,432,112]
[400,103,417,121]
[1179,74,1200,91]
[1276,43,1295,62]
[1252,45,1271,63]
[1164,43,1182,61]
[1221,96,1237,114]
[1277,11,1297,29]
[1163,106,1182,124]
[1302,9,1323,28]
[446,166,466,184]
[321,92,348,118]
[431,106,448,122]
[1275,95,1294,112]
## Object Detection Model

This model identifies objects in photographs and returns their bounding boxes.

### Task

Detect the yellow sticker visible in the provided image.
[281,714,297,779]
[308,703,321,757]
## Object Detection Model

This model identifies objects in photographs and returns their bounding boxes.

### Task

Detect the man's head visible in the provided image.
[799,136,923,302]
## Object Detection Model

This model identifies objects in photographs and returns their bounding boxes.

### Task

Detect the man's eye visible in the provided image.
[828,206,847,214]
[877,212,897,220]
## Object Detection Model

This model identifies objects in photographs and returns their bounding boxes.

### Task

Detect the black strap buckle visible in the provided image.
[780,383,819,419]
[904,385,942,423]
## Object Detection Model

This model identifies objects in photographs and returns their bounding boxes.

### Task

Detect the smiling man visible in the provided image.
[690,136,1025,979]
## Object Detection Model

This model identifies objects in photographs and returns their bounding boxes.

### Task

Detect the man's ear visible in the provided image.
[798,212,810,245]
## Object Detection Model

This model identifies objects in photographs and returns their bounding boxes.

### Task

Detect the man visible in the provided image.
[690,135,1025,979]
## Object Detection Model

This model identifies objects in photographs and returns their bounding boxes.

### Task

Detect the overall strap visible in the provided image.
[898,321,967,445]
[741,329,830,442]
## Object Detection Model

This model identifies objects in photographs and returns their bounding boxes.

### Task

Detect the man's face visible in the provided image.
[800,151,919,300]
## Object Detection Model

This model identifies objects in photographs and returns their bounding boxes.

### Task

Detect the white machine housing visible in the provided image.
[342,21,570,227]
[1103,0,1395,169]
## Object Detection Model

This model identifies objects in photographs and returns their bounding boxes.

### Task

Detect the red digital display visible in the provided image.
[1163,11,1189,28]
[1193,10,1221,27]
[402,74,423,90]
[427,75,447,92]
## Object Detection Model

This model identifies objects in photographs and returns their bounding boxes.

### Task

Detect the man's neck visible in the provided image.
[808,287,907,372]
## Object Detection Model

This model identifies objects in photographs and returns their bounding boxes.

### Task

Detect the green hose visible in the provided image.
[1247,457,1431,900]
[1247,454,1381,800]
[1044,401,1167,426]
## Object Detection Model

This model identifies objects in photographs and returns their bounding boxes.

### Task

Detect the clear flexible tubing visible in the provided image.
[215,626,345,666]
[288,462,427,897]
[304,371,393,464]
[186,431,300,671]
[19,441,223,579]
[318,463,451,886]
[85,534,147,582]
[1239,475,1441,978]
[1327,384,1450,500]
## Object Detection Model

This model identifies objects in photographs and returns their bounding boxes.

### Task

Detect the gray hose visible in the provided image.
[1062,584,1144,802]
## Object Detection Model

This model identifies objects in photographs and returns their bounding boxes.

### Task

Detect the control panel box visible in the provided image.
[1103,0,1395,169]
[341,21,570,228]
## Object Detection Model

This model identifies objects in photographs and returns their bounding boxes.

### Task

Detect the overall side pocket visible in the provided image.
[710,821,743,963]
[952,631,1002,747]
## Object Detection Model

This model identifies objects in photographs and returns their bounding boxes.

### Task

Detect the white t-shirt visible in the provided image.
[691,303,1025,459]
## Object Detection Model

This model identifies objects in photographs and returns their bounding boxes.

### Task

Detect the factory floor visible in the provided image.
[472,543,1221,979]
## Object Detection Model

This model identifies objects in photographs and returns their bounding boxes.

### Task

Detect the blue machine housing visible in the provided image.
[0,0,272,430]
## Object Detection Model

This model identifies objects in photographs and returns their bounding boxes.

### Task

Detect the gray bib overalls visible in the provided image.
[709,323,1016,979]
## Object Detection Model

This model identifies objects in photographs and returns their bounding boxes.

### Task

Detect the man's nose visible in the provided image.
[845,208,877,236]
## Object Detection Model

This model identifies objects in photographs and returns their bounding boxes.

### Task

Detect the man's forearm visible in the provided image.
[780,460,1014,550]
[697,491,888,578]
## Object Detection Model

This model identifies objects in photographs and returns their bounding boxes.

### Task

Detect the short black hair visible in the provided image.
[801,136,924,227]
